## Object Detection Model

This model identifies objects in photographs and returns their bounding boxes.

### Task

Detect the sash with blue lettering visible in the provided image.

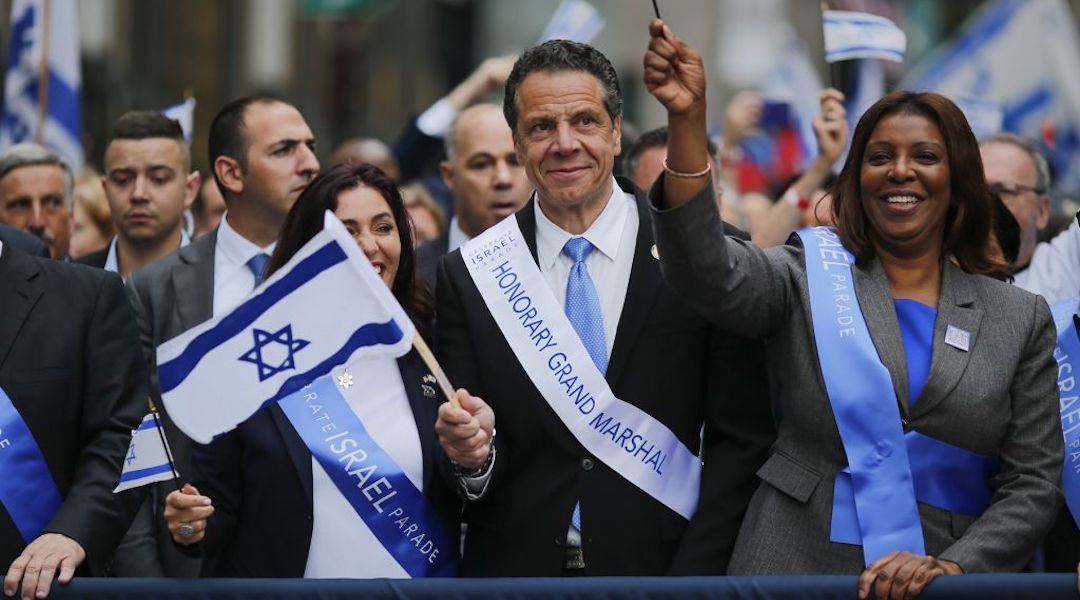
[798,228,1000,564]
[0,385,63,543]
[278,374,457,577]
[1051,297,1080,527]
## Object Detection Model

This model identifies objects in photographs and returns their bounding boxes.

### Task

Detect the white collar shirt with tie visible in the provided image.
[534,178,638,359]
[212,211,276,317]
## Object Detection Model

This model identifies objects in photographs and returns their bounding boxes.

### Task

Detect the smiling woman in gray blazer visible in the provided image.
[643,23,1062,600]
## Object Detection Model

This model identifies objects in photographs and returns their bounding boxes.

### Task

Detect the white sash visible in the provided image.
[461,217,700,519]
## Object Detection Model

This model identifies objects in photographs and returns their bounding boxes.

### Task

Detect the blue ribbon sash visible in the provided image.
[797,227,925,564]
[1050,297,1080,527]
[0,385,63,542]
[278,375,457,577]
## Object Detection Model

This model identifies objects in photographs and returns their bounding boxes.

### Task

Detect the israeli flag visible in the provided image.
[157,212,415,444]
[760,36,825,168]
[114,413,178,493]
[0,0,83,169]
[823,10,906,64]
[162,98,196,144]
[903,0,1080,194]
[539,0,604,45]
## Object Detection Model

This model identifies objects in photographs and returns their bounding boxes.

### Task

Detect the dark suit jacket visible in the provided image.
[416,232,449,293]
[0,225,48,257]
[652,182,1063,574]
[193,351,461,577]
[436,178,773,576]
[112,231,218,576]
[74,246,109,269]
[0,237,145,574]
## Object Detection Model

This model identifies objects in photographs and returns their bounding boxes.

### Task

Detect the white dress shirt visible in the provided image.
[304,359,423,578]
[447,216,471,254]
[1014,218,1080,306]
[212,212,276,317]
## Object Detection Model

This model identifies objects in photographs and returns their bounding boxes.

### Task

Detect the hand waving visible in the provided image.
[643,19,707,117]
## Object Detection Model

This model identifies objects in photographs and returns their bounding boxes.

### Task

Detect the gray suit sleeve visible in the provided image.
[649,177,795,339]
[938,296,1064,571]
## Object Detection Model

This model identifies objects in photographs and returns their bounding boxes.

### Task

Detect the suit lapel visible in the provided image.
[853,258,911,417]
[910,261,982,419]
[171,231,216,331]
[0,247,42,370]
[606,185,662,387]
[270,404,315,510]
[399,353,438,491]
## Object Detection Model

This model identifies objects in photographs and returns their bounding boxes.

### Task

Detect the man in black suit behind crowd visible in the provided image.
[434,39,773,576]
[0,229,145,599]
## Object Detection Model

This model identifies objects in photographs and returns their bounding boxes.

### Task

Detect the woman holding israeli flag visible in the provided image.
[646,18,1061,600]
[161,163,463,578]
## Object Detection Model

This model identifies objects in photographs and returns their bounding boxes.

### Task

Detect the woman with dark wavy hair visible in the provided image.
[163,163,459,578]
[647,21,1061,598]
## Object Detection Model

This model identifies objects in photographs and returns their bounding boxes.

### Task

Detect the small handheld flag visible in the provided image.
[114,412,180,493]
[539,0,605,44]
[823,10,906,64]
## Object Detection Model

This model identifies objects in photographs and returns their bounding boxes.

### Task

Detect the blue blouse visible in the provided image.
[894,299,937,404]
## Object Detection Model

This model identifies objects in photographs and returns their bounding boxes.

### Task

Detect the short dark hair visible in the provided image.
[831,90,1009,280]
[622,126,718,178]
[265,162,434,341]
[107,111,189,170]
[207,95,283,198]
[503,39,621,135]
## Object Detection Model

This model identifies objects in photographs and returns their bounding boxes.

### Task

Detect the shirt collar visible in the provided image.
[105,230,191,275]
[447,216,471,253]
[217,211,276,266]
[535,177,629,270]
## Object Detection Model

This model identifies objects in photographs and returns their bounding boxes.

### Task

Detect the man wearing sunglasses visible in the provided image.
[981,133,1080,306]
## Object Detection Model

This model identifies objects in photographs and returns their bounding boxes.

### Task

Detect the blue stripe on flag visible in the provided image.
[255,319,406,415]
[910,0,1022,90]
[824,16,896,27]
[1003,85,1053,131]
[135,418,160,433]
[827,47,904,60]
[118,463,174,483]
[157,241,348,392]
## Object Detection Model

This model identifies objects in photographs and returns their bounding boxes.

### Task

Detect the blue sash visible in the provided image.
[0,385,63,542]
[798,227,925,564]
[1050,297,1080,527]
[278,375,457,577]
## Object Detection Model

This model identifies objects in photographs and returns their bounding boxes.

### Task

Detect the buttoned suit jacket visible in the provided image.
[113,229,218,576]
[191,351,460,577]
[436,178,774,576]
[0,237,145,574]
[651,183,1063,574]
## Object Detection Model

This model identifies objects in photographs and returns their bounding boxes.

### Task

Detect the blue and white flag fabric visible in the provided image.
[823,10,906,64]
[538,0,604,45]
[0,0,83,169]
[760,36,825,170]
[162,98,196,144]
[114,413,178,493]
[903,0,1080,194]
[157,211,415,444]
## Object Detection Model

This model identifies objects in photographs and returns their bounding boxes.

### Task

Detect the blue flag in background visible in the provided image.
[0,0,83,169]
[904,0,1080,194]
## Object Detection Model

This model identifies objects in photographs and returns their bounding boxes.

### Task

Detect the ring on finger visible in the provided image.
[178,523,196,538]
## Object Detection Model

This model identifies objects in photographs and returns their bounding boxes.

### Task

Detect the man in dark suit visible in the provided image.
[434,39,773,576]
[112,96,319,576]
[76,112,199,280]
[0,144,73,260]
[416,103,531,290]
[0,230,145,599]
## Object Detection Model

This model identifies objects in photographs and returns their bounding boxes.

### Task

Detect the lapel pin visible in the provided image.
[651,244,660,260]
[421,384,436,399]
[337,371,354,389]
[944,325,971,352]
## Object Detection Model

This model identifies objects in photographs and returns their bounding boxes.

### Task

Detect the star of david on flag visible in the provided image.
[238,325,310,381]
[156,211,415,444]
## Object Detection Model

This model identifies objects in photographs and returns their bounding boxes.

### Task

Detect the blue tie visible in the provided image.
[247,253,270,287]
[562,237,607,534]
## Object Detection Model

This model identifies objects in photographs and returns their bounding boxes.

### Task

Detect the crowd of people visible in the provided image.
[0,16,1077,600]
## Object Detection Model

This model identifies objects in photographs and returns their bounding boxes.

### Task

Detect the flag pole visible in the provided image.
[411,331,461,408]
[148,398,183,493]
[35,0,51,143]
[651,0,661,20]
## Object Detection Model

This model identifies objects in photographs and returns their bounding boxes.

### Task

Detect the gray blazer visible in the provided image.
[651,185,1062,574]
[109,230,217,577]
